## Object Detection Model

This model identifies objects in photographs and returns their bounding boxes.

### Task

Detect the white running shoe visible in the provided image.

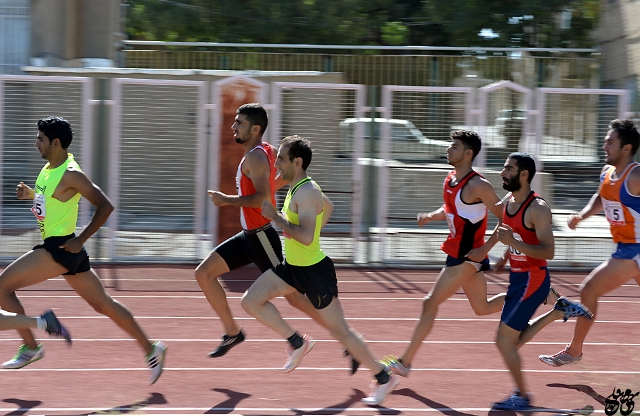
[2,344,45,369]
[384,356,411,377]
[539,345,582,367]
[283,335,315,373]
[146,341,167,385]
[361,373,400,406]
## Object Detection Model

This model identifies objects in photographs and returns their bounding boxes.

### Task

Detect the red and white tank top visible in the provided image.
[441,170,488,258]
[236,143,277,230]
[503,191,548,272]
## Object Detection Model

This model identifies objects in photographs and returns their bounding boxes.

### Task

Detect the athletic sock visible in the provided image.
[36,317,47,331]
[375,369,390,385]
[287,333,304,349]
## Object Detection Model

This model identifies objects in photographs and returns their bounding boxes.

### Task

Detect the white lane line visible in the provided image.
[31,316,640,324]
[0,338,637,346]
[0,407,595,414]
[0,367,635,375]
[15,295,640,304]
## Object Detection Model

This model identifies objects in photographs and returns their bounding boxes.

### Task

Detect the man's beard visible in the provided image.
[502,177,521,192]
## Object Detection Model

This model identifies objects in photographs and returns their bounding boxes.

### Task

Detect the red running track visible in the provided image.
[0,265,636,415]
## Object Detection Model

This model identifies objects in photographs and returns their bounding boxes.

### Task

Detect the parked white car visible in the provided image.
[338,118,448,162]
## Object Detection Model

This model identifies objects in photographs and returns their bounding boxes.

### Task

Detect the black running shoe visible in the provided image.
[342,347,361,375]
[41,310,72,345]
[209,329,245,358]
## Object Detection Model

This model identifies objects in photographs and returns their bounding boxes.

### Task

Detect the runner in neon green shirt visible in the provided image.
[240,135,400,406]
[0,116,166,383]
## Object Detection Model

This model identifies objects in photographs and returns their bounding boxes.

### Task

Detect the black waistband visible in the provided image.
[244,223,273,235]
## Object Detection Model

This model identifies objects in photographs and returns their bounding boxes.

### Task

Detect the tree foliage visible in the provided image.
[125,0,599,48]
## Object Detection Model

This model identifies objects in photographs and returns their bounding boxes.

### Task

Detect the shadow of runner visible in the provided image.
[205,388,251,414]
[547,383,606,406]
[86,392,167,415]
[393,388,478,416]
[290,388,399,415]
[3,399,42,416]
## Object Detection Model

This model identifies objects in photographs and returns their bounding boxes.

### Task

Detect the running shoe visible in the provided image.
[1,344,45,369]
[147,341,167,385]
[382,355,411,377]
[283,335,315,373]
[361,373,400,406]
[553,297,594,322]
[342,332,364,375]
[209,329,245,358]
[342,347,360,375]
[539,345,582,367]
[492,392,531,411]
[41,310,72,344]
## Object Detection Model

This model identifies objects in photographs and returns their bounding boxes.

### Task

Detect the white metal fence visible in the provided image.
[0,0,30,75]
[0,74,630,269]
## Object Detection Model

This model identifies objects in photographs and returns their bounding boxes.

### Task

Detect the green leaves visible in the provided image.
[124,0,599,48]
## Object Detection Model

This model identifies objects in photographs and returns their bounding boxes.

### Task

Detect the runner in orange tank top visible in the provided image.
[539,119,640,367]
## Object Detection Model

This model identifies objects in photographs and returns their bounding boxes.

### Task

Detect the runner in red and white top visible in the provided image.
[386,130,511,378]
[492,152,592,411]
[236,142,277,230]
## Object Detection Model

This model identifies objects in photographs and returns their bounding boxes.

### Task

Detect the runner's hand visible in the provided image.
[261,199,278,221]
[59,236,83,254]
[16,182,34,200]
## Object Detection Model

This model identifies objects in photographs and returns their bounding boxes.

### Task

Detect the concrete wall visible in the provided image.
[31,0,120,66]
[599,0,640,91]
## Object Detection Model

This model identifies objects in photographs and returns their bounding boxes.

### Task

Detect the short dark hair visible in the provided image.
[237,103,268,136]
[281,135,312,170]
[609,119,640,155]
[451,130,482,160]
[508,152,536,183]
[37,116,73,149]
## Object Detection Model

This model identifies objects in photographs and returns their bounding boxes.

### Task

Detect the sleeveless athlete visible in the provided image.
[441,170,488,258]
[503,191,548,272]
[31,153,81,240]
[599,162,640,243]
[282,177,325,266]
[236,143,276,230]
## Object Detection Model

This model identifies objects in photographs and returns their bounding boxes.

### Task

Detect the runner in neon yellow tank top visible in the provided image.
[0,116,166,383]
[240,135,400,406]
[32,153,81,240]
[281,176,325,266]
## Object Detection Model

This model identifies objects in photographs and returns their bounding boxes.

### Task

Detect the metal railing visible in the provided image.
[122,42,600,89]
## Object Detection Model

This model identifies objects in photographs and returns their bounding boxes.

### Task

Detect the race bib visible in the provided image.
[31,193,46,221]
[509,232,527,261]
[603,199,626,226]
[445,212,456,237]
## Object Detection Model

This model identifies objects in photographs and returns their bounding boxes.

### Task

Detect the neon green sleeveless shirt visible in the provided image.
[32,153,81,240]
[282,177,326,266]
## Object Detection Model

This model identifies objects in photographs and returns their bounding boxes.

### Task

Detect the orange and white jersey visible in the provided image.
[599,161,640,243]
[236,143,277,231]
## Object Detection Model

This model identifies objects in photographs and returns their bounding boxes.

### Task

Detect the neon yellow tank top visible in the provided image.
[282,177,326,266]
[32,153,82,240]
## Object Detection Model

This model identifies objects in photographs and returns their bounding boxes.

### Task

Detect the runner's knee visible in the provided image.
[239,291,257,315]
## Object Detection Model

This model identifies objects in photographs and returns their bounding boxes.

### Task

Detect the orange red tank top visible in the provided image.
[503,191,548,272]
[236,143,277,230]
[599,162,640,243]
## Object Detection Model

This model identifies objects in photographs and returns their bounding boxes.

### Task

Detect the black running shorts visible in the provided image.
[33,233,91,275]
[272,256,338,310]
[215,224,283,272]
